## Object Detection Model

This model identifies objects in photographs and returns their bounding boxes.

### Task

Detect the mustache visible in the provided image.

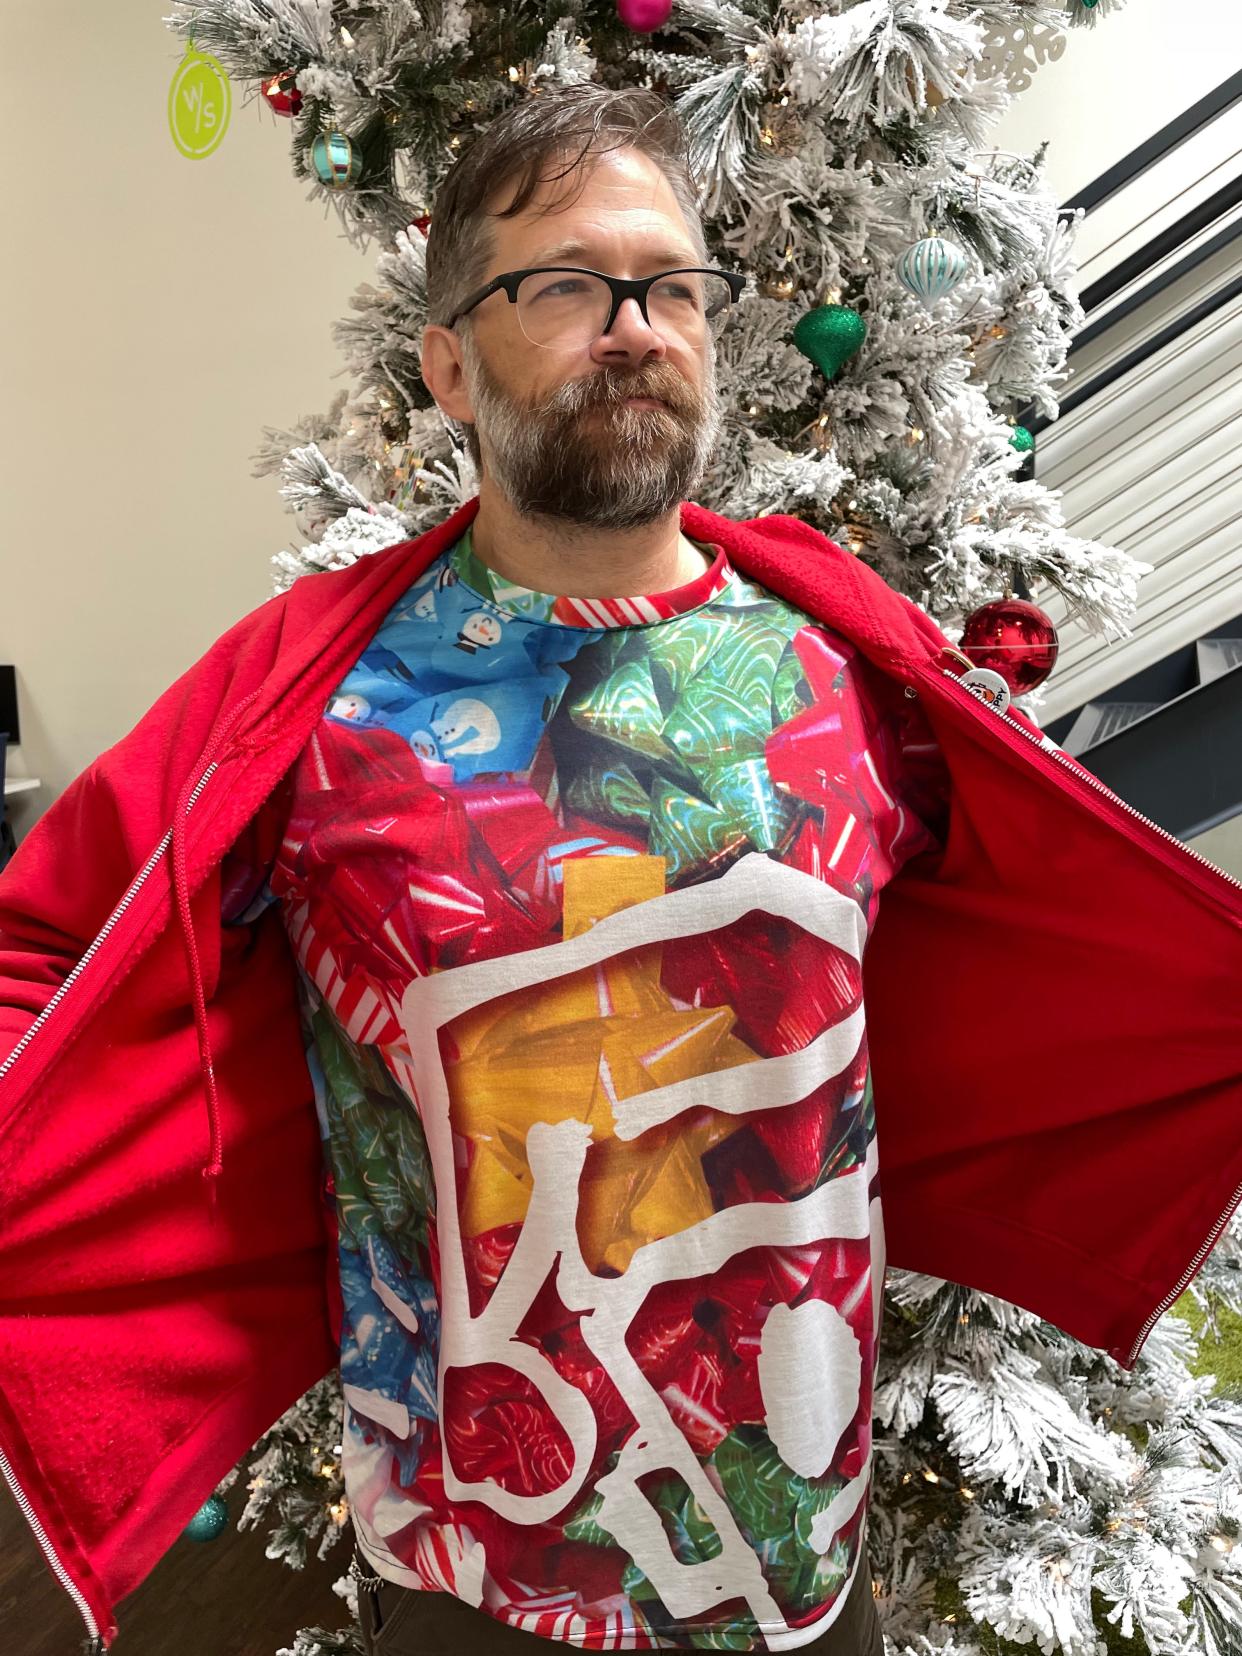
[552,370,691,415]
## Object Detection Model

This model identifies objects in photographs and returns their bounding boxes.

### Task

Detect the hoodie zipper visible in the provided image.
[935,665,1242,1368]
[936,667,1242,904]
[0,1438,104,1646]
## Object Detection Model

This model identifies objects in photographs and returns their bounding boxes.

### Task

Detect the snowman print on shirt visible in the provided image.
[328,692,371,723]
[455,611,505,656]
[432,698,502,760]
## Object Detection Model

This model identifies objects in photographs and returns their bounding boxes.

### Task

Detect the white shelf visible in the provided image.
[4,777,41,797]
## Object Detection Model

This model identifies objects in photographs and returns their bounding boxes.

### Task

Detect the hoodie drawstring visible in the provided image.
[171,798,223,1213]
[168,686,265,1214]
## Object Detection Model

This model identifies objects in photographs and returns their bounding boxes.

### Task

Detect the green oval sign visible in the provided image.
[168,41,231,160]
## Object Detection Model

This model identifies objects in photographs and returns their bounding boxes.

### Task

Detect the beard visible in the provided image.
[457,328,724,532]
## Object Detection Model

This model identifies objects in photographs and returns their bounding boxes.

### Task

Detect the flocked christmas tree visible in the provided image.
[156,5,1242,1655]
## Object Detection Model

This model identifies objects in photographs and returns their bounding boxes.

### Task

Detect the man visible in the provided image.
[1,86,1238,1656]
[254,85,906,1654]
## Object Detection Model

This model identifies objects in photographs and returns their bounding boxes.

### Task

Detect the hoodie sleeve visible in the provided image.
[0,589,293,1065]
[0,760,137,1057]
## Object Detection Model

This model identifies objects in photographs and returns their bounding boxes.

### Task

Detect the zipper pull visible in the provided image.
[936,645,973,675]
[936,645,1012,716]
[959,667,1011,716]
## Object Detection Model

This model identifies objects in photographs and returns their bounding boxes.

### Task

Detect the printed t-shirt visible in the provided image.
[219,520,950,1651]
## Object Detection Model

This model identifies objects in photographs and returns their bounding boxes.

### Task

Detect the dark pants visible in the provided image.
[354,1538,885,1654]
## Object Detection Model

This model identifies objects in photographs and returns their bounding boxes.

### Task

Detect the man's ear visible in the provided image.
[420,324,476,425]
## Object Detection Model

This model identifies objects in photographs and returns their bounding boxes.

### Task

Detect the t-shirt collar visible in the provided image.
[448,523,734,629]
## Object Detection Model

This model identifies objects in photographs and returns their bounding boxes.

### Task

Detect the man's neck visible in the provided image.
[468,482,705,598]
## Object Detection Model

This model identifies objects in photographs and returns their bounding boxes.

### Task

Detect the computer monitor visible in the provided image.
[0,666,17,747]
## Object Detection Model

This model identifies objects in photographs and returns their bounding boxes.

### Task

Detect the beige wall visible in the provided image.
[2,5,370,829]
[4,1,1233,833]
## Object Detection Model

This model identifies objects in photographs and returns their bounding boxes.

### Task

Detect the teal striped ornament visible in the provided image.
[896,237,968,307]
[310,131,363,189]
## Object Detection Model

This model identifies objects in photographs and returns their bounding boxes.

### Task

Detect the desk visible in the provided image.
[4,777,41,798]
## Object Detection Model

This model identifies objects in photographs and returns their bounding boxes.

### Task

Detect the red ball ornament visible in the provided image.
[617,0,673,30]
[411,215,431,237]
[260,69,303,118]
[959,598,1060,695]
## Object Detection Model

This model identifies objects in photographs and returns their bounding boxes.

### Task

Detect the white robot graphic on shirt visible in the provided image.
[389,854,878,1649]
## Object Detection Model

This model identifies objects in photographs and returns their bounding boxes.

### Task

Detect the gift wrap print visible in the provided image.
[220,527,949,1651]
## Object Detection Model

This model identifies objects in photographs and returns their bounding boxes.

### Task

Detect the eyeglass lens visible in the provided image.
[515,270,733,349]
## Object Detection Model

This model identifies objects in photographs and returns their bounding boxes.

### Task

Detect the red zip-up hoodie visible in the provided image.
[1,497,1239,1651]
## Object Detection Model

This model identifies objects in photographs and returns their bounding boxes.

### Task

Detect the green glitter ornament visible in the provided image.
[792,303,867,381]
[1009,423,1035,454]
[183,1493,228,1541]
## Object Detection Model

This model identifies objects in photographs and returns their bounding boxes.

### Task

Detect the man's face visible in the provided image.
[422,148,724,532]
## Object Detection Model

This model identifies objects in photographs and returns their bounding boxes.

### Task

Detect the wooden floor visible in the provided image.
[0,1485,358,1656]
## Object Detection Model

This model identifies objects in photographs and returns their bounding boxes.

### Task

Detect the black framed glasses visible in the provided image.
[444,266,745,350]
